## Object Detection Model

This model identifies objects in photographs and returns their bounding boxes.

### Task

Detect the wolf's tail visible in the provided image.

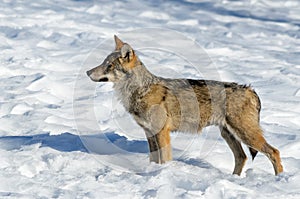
[249,147,258,160]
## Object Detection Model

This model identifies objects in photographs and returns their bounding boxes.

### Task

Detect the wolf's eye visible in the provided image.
[107,64,112,69]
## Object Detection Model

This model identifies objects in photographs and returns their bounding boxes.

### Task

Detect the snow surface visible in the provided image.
[0,0,300,198]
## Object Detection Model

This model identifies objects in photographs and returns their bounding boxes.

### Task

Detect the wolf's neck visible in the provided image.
[114,63,158,108]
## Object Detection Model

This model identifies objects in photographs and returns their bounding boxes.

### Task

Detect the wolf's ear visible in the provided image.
[121,44,134,62]
[114,35,124,50]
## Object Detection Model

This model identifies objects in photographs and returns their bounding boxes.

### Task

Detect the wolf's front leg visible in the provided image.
[146,125,172,164]
[144,104,172,163]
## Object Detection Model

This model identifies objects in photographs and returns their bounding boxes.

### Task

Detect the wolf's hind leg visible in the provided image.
[220,126,247,175]
[260,142,283,175]
[226,121,283,175]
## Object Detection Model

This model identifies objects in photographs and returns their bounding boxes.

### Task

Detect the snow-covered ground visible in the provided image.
[1,0,300,198]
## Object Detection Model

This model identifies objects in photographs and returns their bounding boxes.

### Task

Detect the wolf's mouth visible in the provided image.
[99,77,109,82]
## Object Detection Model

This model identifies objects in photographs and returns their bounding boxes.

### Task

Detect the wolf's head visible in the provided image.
[86,35,139,82]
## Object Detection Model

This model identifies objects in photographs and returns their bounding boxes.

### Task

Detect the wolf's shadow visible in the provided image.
[0,132,149,154]
[0,132,228,174]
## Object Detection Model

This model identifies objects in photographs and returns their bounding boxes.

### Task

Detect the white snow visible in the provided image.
[0,0,300,198]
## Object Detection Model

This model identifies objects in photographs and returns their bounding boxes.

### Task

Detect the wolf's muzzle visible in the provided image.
[86,70,92,77]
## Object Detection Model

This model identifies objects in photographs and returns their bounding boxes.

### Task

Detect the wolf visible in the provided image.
[86,35,283,175]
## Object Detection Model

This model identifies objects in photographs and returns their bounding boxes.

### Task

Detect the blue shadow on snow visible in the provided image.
[0,132,149,154]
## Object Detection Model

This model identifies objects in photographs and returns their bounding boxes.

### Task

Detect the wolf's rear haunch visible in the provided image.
[86,35,283,176]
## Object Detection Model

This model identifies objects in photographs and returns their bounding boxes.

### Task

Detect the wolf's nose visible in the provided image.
[86,70,92,76]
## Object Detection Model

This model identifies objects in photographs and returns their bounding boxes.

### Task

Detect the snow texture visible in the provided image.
[0,0,300,198]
